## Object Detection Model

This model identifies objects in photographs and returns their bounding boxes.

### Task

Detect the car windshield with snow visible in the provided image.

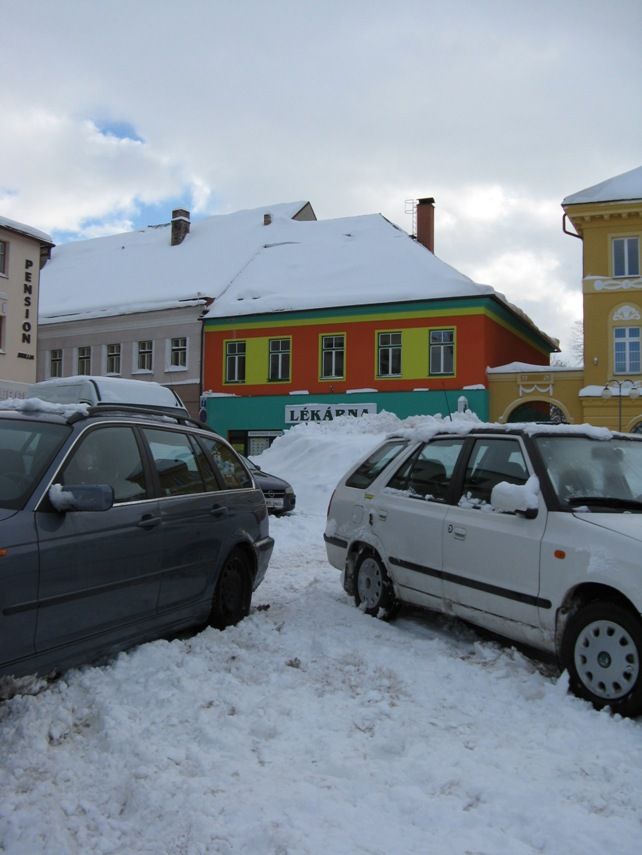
[0,378,274,680]
[325,420,642,717]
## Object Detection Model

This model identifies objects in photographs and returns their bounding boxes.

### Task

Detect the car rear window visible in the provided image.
[0,419,71,509]
[345,440,409,489]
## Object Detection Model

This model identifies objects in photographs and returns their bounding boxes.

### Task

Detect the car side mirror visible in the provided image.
[49,483,114,512]
[516,506,538,520]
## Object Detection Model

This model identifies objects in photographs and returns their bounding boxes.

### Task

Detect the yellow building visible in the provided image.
[488,166,642,433]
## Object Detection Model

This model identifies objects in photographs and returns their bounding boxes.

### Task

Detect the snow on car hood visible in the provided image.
[575,512,642,543]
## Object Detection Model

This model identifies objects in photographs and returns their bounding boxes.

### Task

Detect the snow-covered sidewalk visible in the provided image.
[1,418,641,854]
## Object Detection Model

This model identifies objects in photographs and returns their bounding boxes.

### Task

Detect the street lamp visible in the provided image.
[601,379,641,431]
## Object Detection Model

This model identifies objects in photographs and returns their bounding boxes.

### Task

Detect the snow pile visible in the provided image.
[48,483,77,512]
[491,474,540,512]
[0,397,89,418]
[2,414,641,855]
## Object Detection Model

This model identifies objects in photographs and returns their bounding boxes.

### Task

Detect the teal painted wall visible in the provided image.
[205,389,488,437]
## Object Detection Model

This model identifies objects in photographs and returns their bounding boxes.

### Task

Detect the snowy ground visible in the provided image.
[1,415,641,855]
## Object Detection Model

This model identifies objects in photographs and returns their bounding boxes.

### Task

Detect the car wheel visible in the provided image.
[210,549,252,629]
[562,602,642,717]
[354,552,399,620]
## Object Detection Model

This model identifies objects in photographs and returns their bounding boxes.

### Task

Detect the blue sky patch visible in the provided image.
[95,120,144,143]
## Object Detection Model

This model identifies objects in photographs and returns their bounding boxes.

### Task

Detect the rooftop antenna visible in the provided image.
[441,384,453,421]
[404,199,417,238]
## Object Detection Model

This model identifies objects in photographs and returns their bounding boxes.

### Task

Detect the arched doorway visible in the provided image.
[507,401,569,424]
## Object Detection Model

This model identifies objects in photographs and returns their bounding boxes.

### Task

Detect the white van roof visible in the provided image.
[29,376,187,412]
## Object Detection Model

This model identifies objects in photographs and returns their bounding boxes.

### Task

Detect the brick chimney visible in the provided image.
[263,213,272,226]
[171,209,190,246]
[416,197,435,253]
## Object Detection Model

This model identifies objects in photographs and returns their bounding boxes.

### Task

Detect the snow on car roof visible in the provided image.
[28,376,186,410]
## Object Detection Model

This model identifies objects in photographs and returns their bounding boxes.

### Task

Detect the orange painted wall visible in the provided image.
[203,310,548,396]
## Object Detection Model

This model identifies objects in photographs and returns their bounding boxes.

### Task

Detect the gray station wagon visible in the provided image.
[0,377,273,680]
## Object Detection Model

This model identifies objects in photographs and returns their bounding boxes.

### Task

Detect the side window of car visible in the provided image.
[61,426,148,503]
[143,428,207,497]
[387,438,465,501]
[198,436,252,490]
[345,440,409,489]
[460,438,528,506]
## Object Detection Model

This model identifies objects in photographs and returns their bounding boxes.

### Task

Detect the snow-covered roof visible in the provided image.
[39,200,555,348]
[562,166,642,206]
[204,213,496,319]
[487,362,581,374]
[0,215,53,245]
[39,201,310,322]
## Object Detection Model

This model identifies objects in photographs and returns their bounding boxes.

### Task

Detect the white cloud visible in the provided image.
[0,108,204,234]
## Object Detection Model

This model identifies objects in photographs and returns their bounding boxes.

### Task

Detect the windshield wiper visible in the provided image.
[566,496,642,510]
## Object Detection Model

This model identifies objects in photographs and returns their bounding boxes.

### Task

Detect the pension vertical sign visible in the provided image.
[285,402,377,424]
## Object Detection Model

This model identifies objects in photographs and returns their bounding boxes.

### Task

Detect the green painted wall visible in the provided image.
[204,389,488,437]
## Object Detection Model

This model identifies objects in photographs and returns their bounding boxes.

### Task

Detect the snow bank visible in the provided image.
[2,411,641,855]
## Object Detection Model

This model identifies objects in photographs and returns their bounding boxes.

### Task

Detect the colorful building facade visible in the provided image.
[203,293,554,454]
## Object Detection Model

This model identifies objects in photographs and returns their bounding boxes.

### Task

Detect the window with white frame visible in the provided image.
[321,334,345,379]
[106,343,121,375]
[0,240,7,276]
[169,337,187,369]
[50,349,62,377]
[268,338,291,381]
[429,328,455,375]
[225,340,246,383]
[77,346,91,375]
[378,332,402,376]
[137,339,153,371]
[614,326,641,374]
[613,237,640,278]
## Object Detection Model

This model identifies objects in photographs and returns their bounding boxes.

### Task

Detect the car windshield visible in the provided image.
[0,419,71,509]
[534,435,642,510]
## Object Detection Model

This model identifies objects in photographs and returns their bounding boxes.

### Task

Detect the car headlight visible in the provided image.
[285,486,294,495]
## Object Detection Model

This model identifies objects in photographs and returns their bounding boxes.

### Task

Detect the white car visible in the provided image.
[324,422,642,717]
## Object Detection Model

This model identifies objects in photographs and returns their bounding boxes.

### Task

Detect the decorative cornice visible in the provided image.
[584,276,642,293]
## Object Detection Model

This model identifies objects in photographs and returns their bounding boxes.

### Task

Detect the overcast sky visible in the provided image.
[3,0,641,358]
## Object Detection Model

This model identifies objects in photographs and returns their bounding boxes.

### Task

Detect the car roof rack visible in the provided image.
[66,402,214,432]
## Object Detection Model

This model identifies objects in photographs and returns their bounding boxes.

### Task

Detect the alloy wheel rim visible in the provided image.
[574,619,639,701]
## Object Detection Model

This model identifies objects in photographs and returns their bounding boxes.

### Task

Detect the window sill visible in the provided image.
[166,365,188,373]
[132,369,153,375]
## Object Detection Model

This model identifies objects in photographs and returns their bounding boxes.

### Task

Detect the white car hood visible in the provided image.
[575,512,642,544]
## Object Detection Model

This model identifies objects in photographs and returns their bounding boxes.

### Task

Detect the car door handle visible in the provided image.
[378,511,388,521]
[210,505,229,518]
[449,524,466,540]
[137,514,161,529]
